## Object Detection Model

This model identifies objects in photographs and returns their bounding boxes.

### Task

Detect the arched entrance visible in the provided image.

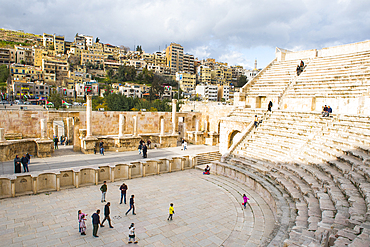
[228,130,241,149]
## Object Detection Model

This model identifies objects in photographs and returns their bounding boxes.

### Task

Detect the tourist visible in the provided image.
[147,139,151,149]
[120,182,128,204]
[99,141,104,155]
[203,165,210,175]
[101,202,114,228]
[80,214,87,235]
[254,115,259,128]
[242,194,250,209]
[91,209,101,237]
[296,65,301,75]
[78,210,87,233]
[14,155,21,173]
[53,136,59,149]
[322,105,329,117]
[167,203,175,221]
[183,140,187,151]
[26,153,31,164]
[64,136,68,146]
[21,154,29,172]
[268,101,273,112]
[100,181,107,202]
[125,195,136,215]
[138,142,142,155]
[300,60,304,68]
[128,223,138,244]
[327,106,332,116]
[142,143,147,158]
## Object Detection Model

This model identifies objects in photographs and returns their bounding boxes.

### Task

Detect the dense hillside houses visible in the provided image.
[0,28,257,102]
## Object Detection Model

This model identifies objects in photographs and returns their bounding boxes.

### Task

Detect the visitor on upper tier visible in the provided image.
[268,101,273,112]
[322,105,329,117]
[254,115,259,128]
[300,60,304,67]
[296,65,301,75]
[327,106,332,116]
[203,165,210,175]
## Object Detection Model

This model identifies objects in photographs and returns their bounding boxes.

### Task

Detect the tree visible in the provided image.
[106,68,114,80]
[136,45,142,53]
[236,75,248,87]
[0,64,10,83]
[20,60,25,65]
[95,37,100,43]
[49,44,54,50]
[48,91,62,109]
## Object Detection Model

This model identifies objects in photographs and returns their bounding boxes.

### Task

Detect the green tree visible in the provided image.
[0,64,10,83]
[48,91,62,109]
[236,75,248,87]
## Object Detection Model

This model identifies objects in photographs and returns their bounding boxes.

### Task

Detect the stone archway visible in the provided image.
[228,130,241,149]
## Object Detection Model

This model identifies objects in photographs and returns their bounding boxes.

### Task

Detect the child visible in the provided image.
[183,141,187,151]
[80,214,87,235]
[167,203,175,221]
[242,194,249,209]
[78,210,87,232]
[128,223,138,244]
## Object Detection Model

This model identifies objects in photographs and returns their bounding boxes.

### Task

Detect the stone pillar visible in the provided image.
[0,128,5,142]
[160,118,165,135]
[196,120,199,132]
[119,114,125,138]
[133,116,138,137]
[111,167,115,183]
[47,120,53,139]
[86,95,92,137]
[183,123,186,138]
[204,120,207,132]
[73,118,81,152]
[40,119,47,140]
[172,99,177,134]
[56,174,60,191]
[53,124,58,138]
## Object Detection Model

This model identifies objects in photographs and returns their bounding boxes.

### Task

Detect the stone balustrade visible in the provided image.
[0,154,196,199]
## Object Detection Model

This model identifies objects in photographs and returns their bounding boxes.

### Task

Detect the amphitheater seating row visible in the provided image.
[227,110,370,246]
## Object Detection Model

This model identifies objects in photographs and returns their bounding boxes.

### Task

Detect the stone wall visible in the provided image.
[0,153,203,198]
[219,119,251,155]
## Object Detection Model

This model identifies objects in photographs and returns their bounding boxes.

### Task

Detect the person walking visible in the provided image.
[14,155,21,173]
[120,183,128,204]
[100,181,107,202]
[183,140,187,151]
[91,209,101,237]
[138,142,142,155]
[125,195,136,215]
[242,194,250,209]
[53,136,59,149]
[128,223,138,244]
[167,203,175,221]
[21,154,29,172]
[101,202,114,228]
[142,143,147,158]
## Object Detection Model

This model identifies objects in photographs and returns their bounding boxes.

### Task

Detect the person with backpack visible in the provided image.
[100,181,107,202]
[128,223,138,244]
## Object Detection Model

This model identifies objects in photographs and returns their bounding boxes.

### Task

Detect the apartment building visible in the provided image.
[197,66,211,84]
[81,51,104,65]
[12,81,49,99]
[53,34,65,54]
[218,85,230,101]
[154,52,166,66]
[15,46,34,65]
[42,58,68,85]
[183,54,195,74]
[196,84,218,101]
[166,43,184,75]
[74,35,86,50]
[176,72,196,93]
[43,33,54,49]
[118,84,149,98]
[0,48,15,64]
[75,80,99,97]
[78,34,93,47]
[10,64,43,83]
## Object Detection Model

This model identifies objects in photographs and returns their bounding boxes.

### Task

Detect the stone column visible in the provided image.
[53,124,58,138]
[86,95,92,137]
[40,119,47,140]
[160,118,165,135]
[0,128,5,142]
[172,99,177,134]
[133,116,138,137]
[196,120,199,132]
[204,120,207,132]
[119,114,125,138]
[183,123,186,138]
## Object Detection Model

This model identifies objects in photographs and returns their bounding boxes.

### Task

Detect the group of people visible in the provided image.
[138,139,149,158]
[78,180,175,243]
[296,60,305,75]
[322,105,333,117]
[52,135,68,149]
[14,153,31,173]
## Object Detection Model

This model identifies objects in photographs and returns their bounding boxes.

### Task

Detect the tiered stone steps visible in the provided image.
[226,111,370,246]
[195,151,221,165]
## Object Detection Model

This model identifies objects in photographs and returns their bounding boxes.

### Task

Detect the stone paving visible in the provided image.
[0,169,273,247]
[0,145,219,175]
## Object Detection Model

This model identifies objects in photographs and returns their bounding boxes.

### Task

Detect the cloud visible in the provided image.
[1,0,370,68]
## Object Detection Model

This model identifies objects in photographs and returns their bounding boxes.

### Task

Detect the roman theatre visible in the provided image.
[1,40,370,246]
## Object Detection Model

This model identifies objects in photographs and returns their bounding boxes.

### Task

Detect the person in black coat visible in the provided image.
[21,154,29,172]
[14,155,21,173]
[142,143,148,158]
[92,209,101,237]
[101,202,113,228]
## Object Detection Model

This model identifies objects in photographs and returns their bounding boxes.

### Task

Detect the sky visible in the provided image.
[1,0,370,69]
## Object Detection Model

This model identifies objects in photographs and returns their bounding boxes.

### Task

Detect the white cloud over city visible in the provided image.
[1,0,369,69]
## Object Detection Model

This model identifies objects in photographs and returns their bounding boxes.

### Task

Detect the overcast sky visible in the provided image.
[1,0,369,69]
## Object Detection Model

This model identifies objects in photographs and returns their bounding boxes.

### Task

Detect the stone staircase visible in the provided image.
[220,111,370,246]
[195,151,221,165]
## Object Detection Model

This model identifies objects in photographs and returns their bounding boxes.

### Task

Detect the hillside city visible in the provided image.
[0,28,260,108]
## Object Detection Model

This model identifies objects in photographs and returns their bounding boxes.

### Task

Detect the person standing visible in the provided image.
[53,136,59,149]
[128,223,138,244]
[147,139,151,149]
[80,214,87,235]
[268,101,273,112]
[25,153,31,164]
[120,183,128,204]
[78,210,87,233]
[91,209,101,237]
[125,195,136,215]
[254,115,259,128]
[167,203,175,221]
[100,181,107,202]
[14,155,21,173]
[101,202,114,228]
[138,142,142,155]
[21,154,29,172]
[99,141,104,155]
[142,143,147,158]
[183,141,187,151]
